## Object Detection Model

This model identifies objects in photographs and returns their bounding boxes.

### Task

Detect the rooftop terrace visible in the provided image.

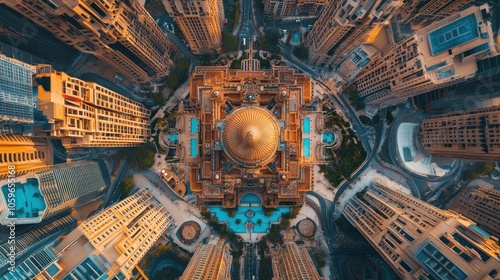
[1,178,46,219]
[428,13,479,56]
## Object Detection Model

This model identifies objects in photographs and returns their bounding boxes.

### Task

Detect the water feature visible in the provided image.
[190,138,198,157]
[303,138,311,158]
[292,32,300,43]
[209,193,291,233]
[1,178,46,219]
[168,133,179,144]
[322,132,334,144]
[303,117,311,134]
[190,117,199,134]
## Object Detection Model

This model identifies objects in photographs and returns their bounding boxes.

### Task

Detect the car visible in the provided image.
[295,19,301,22]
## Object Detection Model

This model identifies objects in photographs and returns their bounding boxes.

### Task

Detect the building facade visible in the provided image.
[37,189,172,280]
[398,0,473,24]
[270,242,323,280]
[449,187,500,239]
[180,237,232,280]
[294,0,326,17]
[0,160,106,225]
[182,61,315,209]
[356,4,497,108]
[0,0,178,82]
[343,182,500,279]
[305,0,402,69]
[0,54,36,128]
[36,65,150,149]
[0,134,53,180]
[264,0,295,19]
[419,106,500,160]
[162,0,224,54]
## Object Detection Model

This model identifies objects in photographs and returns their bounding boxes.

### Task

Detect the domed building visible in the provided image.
[180,58,317,209]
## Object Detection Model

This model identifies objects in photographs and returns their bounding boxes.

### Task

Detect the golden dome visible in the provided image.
[222,107,280,165]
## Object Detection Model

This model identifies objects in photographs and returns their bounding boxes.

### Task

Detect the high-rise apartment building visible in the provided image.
[343,182,500,280]
[36,65,150,149]
[450,187,500,239]
[180,237,232,280]
[270,242,323,280]
[419,106,500,160]
[0,54,36,127]
[0,160,106,225]
[36,189,172,280]
[0,0,178,82]
[264,0,295,19]
[294,0,326,17]
[162,0,224,54]
[305,0,402,69]
[356,4,497,108]
[0,134,53,180]
[0,215,76,277]
[398,0,473,24]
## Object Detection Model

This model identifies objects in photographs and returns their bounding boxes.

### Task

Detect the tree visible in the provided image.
[292,45,309,61]
[235,219,242,224]
[119,176,135,199]
[221,32,239,53]
[129,143,156,169]
[153,93,165,106]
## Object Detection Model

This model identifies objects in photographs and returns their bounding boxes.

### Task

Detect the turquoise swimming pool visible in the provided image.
[322,132,334,144]
[303,138,311,158]
[303,117,311,134]
[169,133,179,143]
[190,138,198,157]
[209,193,291,233]
[1,178,46,219]
[292,32,300,43]
[190,118,198,134]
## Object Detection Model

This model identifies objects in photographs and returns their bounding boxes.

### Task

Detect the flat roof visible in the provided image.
[1,178,46,219]
[428,13,479,56]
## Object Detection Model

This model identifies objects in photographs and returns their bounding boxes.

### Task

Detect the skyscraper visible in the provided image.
[356,4,497,108]
[0,54,36,128]
[36,189,172,280]
[305,0,402,69]
[162,0,224,54]
[180,237,232,280]
[450,187,500,239]
[36,65,150,149]
[0,160,106,225]
[0,0,178,82]
[270,242,323,280]
[419,106,500,160]
[263,0,295,20]
[398,0,474,24]
[0,134,53,180]
[343,182,500,280]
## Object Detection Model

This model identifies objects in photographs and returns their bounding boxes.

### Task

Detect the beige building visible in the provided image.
[0,134,52,180]
[343,182,500,280]
[264,0,295,19]
[36,65,150,149]
[180,237,232,280]
[295,0,326,17]
[419,106,500,160]
[1,0,178,82]
[270,242,323,280]
[162,0,224,54]
[398,0,473,24]
[305,0,402,69]
[450,186,500,239]
[0,161,106,225]
[356,4,497,108]
[37,189,172,280]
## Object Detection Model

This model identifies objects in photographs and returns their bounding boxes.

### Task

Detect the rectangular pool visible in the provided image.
[322,132,334,143]
[190,138,198,157]
[303,117,311,134]
[209,206,291,233]
[303,138,311,158]
[190,118,198,134]
[428,13,478,56]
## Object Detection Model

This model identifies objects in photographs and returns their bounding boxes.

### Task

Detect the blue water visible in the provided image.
[209,193,291,233]
[1,178,46,219]
[322,132,334,143]
[303,117,311,134]
[169,133,179,143]
[190,118,198,134]
[470,224,491,238]
[303,138,311,158]
[428,13,478,56]
[190,138,198,157]
[292,32,300,43]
